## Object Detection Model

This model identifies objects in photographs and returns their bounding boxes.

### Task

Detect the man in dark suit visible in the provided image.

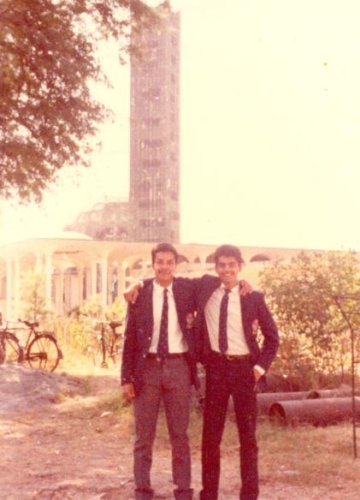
[121,242,198,500]
[122,243,277,500]
[196,245,279,500]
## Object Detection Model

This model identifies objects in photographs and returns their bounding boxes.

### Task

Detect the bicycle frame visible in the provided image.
[95,320,123,368]
[18,319,63,371]
[19,320,41,354]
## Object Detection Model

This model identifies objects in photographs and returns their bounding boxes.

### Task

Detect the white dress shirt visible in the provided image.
[205,284,250,355]
[149,281,188,354]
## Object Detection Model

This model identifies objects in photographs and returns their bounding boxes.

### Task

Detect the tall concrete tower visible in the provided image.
[130,8,180,243]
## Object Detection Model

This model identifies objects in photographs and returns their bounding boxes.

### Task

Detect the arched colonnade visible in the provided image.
[0,235,228,320]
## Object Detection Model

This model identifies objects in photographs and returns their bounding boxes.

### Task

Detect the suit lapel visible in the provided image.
[172,278,179,307]
[141,279,154,334]
[203,278,221,307]
[240,282,251,313]
[239,286,253,342]
[239,282,245,318]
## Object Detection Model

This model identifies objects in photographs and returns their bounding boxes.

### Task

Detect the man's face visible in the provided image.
[152,251,177,287]
[215,256,241,289]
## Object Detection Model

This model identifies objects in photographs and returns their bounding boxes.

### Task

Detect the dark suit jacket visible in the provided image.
[121,278,198,395]
[194,275,279,375]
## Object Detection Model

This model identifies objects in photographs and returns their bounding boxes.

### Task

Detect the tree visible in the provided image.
[259,251,360,387]
[20,269,51,322]
[0,0,161,202]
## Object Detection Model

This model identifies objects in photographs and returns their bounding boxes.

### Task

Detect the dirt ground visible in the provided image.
[1,362,359,500]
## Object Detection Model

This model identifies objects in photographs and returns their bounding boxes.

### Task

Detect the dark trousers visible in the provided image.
[200,355,258,500]
[133,356,193,500]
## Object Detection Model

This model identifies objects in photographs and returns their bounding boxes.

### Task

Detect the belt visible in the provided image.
[146,352,187,361]
[210,351,251,362]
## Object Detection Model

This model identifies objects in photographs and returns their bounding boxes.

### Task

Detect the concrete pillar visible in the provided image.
[5,259,13,320]
[117,262,128,305]
[100,257,108,309]
[91,261,97,297]
[13,258,21,320]
[108,262,115,303]
[58,270,65,316]
[44,252,53,310]
[35,254,43,271]
[78,267,84,307]
[113,262,120,302]
[83,267,89,300]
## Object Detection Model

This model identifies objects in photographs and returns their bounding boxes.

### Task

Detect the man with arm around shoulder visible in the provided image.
[122,243,278,500]
[121,242,197,500]
[196,244,279,500]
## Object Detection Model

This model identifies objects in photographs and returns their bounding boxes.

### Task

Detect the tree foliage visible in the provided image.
[20,269,52,321]
[0,0,161,201]
[259,251,360,388]
[62,294,125,360]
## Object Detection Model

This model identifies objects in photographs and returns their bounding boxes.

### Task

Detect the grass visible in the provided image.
[151,408,360,490]
[216,415,360,488]
[95,390,132,415]
[59,351,360,492]
[259,420,360,486]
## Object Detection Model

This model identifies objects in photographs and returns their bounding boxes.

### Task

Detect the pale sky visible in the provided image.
[2,0,360,251]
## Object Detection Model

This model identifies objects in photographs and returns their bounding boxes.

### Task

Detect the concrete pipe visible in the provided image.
[256,391,309,416]
[269,396,360,426]
[307,386,352,399]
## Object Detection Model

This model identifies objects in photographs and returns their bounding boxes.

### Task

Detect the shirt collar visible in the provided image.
[153,280,173,294]
[220,283,239,294]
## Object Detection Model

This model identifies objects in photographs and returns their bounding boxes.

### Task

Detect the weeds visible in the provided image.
[58,351,360,494]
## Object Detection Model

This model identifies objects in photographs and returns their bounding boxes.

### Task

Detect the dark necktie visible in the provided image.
[157,288,169,360]
[219,288,231,353]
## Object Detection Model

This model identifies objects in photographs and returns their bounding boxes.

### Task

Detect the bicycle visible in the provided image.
[0,313,24,365]
[17,319,63,372]
[1,318,63,372]
[90,319,123,368]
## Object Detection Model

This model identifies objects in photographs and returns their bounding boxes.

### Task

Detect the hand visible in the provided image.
[122,382,136,402]
[123,282,141,304]
[253,368,262,383]
[240,279,252,296]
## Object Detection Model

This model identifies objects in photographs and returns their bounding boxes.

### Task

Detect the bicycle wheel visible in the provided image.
[27,333,62,372]
[0,336,5,364]
[0,331,24,364]
[107,332,123,365]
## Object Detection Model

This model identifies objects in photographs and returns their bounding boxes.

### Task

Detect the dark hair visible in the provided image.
[151,242,179,264]
[214,244,245,265]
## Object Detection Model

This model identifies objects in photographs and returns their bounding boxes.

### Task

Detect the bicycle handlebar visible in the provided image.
[18,318,39,328]
[109,320,123,329]
[93,319,123,326]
